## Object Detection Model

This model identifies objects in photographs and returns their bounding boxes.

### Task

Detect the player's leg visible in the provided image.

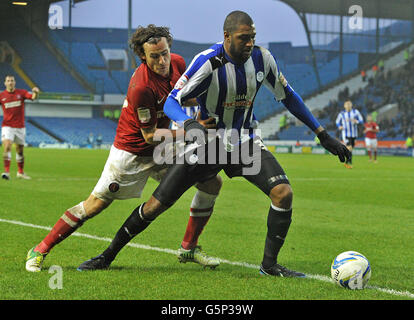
[345,143,353,168]
[26,195,111,272]
[365,138,372,161]
[372,139,378,162]
[15,144,30,179]
[78,195,168,270]
[1,139,12,180]
[239,148,305,277]
[78,161,218,271]
[178,174,222,268]
[1,127,14,180]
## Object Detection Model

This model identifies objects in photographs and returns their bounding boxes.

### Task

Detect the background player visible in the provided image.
[364,114,380,163]
[1,75,39,180]
[26,25,221,272]
[335,100,364,168]
[86,11,351,278]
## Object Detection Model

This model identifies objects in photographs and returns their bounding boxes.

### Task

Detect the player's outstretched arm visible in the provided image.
[278,74,350,163]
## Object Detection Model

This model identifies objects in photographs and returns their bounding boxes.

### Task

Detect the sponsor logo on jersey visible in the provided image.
[4,101,22,109]
[222,100,253,108]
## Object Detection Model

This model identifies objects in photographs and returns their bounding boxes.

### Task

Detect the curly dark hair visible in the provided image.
[129,24,173,62]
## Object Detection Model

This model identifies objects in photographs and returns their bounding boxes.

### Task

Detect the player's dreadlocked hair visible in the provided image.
[223,10,254,33]
[129,24,173,62]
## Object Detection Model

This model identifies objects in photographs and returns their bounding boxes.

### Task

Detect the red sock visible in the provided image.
[17,160,24,174]
[374,151,377,160]
[35,211,83,254]
[4,159,10,173]
[181,214,211,250]
[367,150,371,159]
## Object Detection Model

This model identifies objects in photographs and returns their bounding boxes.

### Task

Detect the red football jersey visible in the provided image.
[364,121,379,139]
[114,53,186,156]
[0,89,33,128]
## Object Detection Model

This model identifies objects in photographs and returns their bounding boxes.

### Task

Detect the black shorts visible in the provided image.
[153,137,290,207]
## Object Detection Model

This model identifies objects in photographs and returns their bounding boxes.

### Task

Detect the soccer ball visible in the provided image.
[331,251,371,290]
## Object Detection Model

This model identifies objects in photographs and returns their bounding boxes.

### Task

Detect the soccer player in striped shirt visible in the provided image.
[94,11,350,278]
[335,100,364,168]
[1,75,39,180]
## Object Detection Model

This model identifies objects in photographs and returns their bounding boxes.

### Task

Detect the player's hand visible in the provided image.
[32,87,40,93]
[184,119,207,145]
[317,130,351,163]
[198,117,216,129]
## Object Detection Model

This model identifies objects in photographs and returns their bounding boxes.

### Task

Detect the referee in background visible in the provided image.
[336,100,364,168]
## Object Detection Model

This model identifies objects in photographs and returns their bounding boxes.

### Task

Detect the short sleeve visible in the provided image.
[128,85,157,128]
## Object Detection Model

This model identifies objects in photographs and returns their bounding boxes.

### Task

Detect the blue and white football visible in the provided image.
[331,251,371,290]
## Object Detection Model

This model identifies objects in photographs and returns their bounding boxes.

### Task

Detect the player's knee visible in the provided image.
[269,184,293,209]
[2,141,12,153]
[82,195,111,218]
[196,175,223,195]
[142,196,168,220]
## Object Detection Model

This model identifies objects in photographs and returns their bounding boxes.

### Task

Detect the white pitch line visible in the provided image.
[1,217,413,299]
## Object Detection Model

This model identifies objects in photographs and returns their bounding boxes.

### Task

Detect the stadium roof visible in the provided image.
[278,0,414,21]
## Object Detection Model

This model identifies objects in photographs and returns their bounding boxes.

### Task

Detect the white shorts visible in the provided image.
[92,145,169,203]
[1,126,26,145]
[365,138,378,148]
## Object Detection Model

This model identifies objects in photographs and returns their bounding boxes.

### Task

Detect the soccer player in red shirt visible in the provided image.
[363,114,380,163]
[26,25,221,272]
[1,75,39,180]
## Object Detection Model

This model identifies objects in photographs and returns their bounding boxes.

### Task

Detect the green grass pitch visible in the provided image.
[0,147,413,300]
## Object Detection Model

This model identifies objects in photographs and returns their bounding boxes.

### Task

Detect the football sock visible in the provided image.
[367,150,372,160]
[374,151,377,160]
[181,216,211,250]
[16,154,24,174]
[102,203,153,262]
[35,202,87,254]
[262,204,292,269]
[181,190,217,250]
[3,152,11,173]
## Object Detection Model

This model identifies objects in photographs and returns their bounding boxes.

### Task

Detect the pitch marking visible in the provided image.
[1,217,413,299]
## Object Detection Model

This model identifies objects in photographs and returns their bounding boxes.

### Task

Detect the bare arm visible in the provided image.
[141,125,179,145]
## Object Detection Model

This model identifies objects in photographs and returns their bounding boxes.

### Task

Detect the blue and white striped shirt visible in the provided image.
[169,43,285,132]
[335,108,364,138]
[165,42,320,143]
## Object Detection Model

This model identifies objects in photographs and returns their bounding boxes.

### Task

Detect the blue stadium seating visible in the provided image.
[29,117,117,146]
[0,24,87,93]
[0,117,57,146]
